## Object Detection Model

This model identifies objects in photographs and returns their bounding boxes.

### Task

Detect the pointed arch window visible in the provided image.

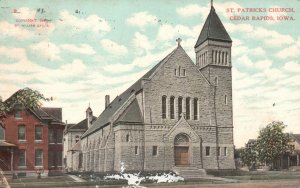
[178,97,182,119]
[186,97,190,120]
[126,134,130,142]
[170,96,175,119]
[162,96,167,119]
[194,98,198,120]
[225,95,228,105]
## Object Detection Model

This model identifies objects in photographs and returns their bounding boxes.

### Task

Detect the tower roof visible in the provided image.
[194,6,231,48]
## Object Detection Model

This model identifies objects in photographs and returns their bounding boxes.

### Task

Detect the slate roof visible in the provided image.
[3,89,64,125]
[32,107,64,124]
[81,45,181,138]
[195,6,232,48]
[68,116,97,131]
[41,107,62,121]
[115,99,143,124]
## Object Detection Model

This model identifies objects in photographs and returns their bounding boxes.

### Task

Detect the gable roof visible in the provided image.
[31,107,64,125]
[41,107,62,122]
[3,88,64,125]
[195,6,232,48]
[115,99,143,124]
[81,45,182,138]
[67,116,97,131]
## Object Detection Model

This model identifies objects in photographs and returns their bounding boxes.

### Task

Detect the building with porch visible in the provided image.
[80,4,235,175]
[0,91,65,177]
[288,134,300,168]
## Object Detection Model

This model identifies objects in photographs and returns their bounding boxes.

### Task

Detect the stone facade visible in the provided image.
[80,5,235,172]
[63,107,96,172]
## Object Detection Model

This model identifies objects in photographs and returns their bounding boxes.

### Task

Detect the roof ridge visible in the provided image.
[41,107,63,123]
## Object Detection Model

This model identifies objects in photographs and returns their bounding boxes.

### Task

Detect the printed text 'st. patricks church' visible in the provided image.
[80,4,235,173]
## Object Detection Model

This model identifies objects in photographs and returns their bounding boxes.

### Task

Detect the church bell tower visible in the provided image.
[195,2,233,127]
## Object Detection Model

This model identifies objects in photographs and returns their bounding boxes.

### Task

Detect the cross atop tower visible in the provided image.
[176,38,182,46]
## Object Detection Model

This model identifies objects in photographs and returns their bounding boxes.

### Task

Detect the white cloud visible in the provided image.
[251,47,266,56]
[132,46,174,68]
[277,44,300,59]
[59,59,86,75]
[132,32,154,51]
[126,11,157,28]
[237,55,254,68]
[60,44,96,55]
[283,61,300,73]
[233,45,265,58]
[30,40,61,60]
[156,24,197,42]
[0,46,28,63]
[255,59,272,70]
[237,55,273,72]
[12,7,36,19]
[59,10,111,33]
[176,4,209,18]
[103,63,135,73]
[100,39,128,56]
[0,21,33,39]
[225,23,294,47]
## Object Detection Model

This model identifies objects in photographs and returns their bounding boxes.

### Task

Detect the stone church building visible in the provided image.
[81,5,235,172]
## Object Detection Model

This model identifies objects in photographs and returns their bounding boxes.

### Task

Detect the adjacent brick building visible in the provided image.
[80,5,235,173]
[0,91,65,177]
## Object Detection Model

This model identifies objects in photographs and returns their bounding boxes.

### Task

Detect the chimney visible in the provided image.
[86,106,93,128]
[105,95,110,108]
[0,96,2,102]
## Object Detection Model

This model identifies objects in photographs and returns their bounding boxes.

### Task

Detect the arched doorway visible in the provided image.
[174,134,190,166]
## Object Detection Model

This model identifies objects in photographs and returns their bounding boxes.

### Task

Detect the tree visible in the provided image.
[240,147,257,169]
[0,87,51,127]
[255,121,291,169]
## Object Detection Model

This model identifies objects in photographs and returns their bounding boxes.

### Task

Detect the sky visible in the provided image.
[0,0,299,148]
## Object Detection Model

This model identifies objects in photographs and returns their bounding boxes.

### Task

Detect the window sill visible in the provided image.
[18,140,27,143]
[35,140,43,143]
[18,166,27,169]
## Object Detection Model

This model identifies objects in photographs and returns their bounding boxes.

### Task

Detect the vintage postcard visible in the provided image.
[0,0,299,187]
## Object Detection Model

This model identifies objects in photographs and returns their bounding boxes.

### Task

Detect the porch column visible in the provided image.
[297,155,299,166]
[10,148,13,172]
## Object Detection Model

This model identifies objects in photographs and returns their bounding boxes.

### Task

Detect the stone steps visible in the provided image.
[173,166,207,179]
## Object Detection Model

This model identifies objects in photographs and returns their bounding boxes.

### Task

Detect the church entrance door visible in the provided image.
[174,134,190,166]
[174,146,189,165]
